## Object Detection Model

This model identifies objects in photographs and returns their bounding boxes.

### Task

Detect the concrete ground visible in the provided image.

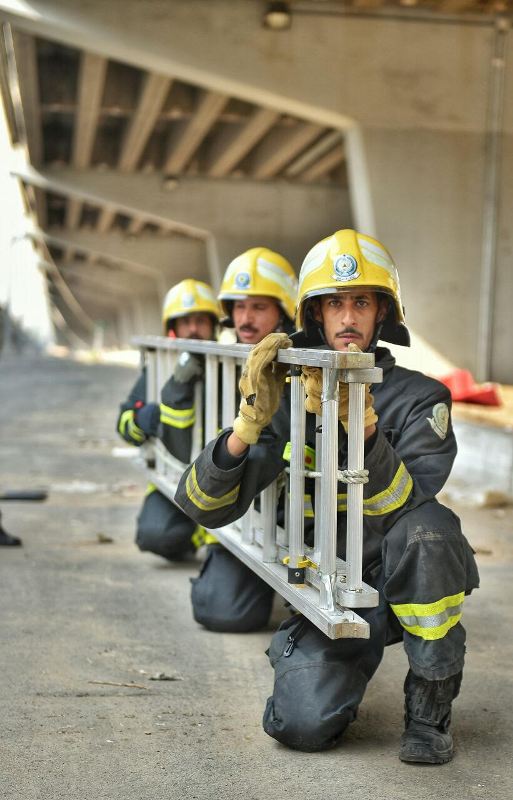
[0,353,511,800]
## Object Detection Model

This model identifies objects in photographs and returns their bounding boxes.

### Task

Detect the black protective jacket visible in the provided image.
[175,347,457,572]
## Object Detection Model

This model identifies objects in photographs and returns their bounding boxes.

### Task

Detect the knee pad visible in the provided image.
[191,545,274,632]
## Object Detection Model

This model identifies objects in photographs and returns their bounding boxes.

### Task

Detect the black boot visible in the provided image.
[400,669,462,764]
[0,514,22,546]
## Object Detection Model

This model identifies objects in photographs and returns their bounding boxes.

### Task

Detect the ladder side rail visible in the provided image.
[204,353,219,444]
[221,356,236,428]
[313,412,323,563]
[287,366,306,579]
[191,382,203,462]
[145,348,157,403]
[154,347,169,475]
[260,480,278,563]
[346,380,365,592]
[318,365,339,611]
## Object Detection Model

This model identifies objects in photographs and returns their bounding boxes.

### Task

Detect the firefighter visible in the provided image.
[116,279,221,560]
[181,247,298,632]
[175,229,479,764]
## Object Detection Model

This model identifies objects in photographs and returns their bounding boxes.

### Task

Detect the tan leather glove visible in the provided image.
[233,333,292,445]
[342,343,378,432]
[301,366,350,420]
[301,343,377,431]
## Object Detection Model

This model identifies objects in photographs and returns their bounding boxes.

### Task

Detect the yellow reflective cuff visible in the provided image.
[391,592,465,641]
[191,525,206,549]
[362,463,413,516]
[160,402,195,429]
[185,465,239,512]
[282,442,316,470]
[120,410,145,442]
[145,483,157,496]
[118,408,145,442]
[203,531,219,545]
[119,409,134,436]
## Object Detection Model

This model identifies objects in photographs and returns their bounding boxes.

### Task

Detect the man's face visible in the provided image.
[314,290,386,352]
[232,296,281,344]
[172,312,214,340]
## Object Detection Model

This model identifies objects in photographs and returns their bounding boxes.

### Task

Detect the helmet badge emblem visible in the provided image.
[332,254,359,282]
[182,292,196,308]
[235,272,251,289]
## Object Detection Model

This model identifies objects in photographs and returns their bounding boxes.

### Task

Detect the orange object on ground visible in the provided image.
[439,369,502,406]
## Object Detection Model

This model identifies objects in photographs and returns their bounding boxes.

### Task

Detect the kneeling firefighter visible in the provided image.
[116,279,221,560]
[175,230,479,763]
[183,247,298,633]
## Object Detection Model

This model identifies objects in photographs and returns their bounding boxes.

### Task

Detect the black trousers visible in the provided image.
[136,488,197,560]
[262,500,479,751]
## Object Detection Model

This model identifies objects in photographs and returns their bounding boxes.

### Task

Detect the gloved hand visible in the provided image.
[300,343,378,431]
[301,366,351,422]
[174,352,204,384]
[341,343,377,431]
[133,401,160,436]
[233,332,292,445]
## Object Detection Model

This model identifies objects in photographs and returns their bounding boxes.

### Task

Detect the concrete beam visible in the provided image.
[96,71,172,233]
[119,72,172,172]
[251,122,323,179]
[10,29,41,164]
[67,52,107,229]
[285,131,344,178]
[72,52,108,169]
[40,261,96,332]
[30,227,207,284]
[11,163,213,242]
[300,145,345,183]
[57,261,154,296]
[207,107,280,177]
[164,89,228,175]
[15,165,348,250]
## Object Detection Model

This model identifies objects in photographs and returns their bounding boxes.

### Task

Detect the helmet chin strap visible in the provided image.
[368,320,384,353]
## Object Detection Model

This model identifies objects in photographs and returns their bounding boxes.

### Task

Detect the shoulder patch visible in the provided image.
[427,402,449,440]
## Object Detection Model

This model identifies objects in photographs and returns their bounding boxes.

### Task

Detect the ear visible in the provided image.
[311,299,323,324]
[376,297,389,324]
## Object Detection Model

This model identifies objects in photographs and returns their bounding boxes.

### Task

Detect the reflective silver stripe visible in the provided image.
[363,463,412,516]
[396,603,463,631]
[185,465,240,512]
[160,403,195,429]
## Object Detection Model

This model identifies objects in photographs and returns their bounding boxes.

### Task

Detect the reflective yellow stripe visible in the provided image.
[120,409,145,443]
[337,492,347,512]
[145,483,158,496]
[204,531,219,545]
[191,525,206,549]
[118,409,134,436]
[282,442,316,470]
[391,592,465,640]
[362,463,413,516]
[160,403,195,429]
[304,494,314,518]
[185,464,239,512]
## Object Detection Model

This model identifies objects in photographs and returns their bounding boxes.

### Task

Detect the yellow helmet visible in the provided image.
[296,229,410,347]
[218,247,298,321]
[162,279,222,332]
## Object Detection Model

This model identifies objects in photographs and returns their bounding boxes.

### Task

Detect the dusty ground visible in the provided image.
[0,353,511,800]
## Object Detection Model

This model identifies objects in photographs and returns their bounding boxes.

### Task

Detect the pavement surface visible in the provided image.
[1,353,512,800]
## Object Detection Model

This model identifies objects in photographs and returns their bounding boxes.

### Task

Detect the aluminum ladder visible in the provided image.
[133,335,382,639]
